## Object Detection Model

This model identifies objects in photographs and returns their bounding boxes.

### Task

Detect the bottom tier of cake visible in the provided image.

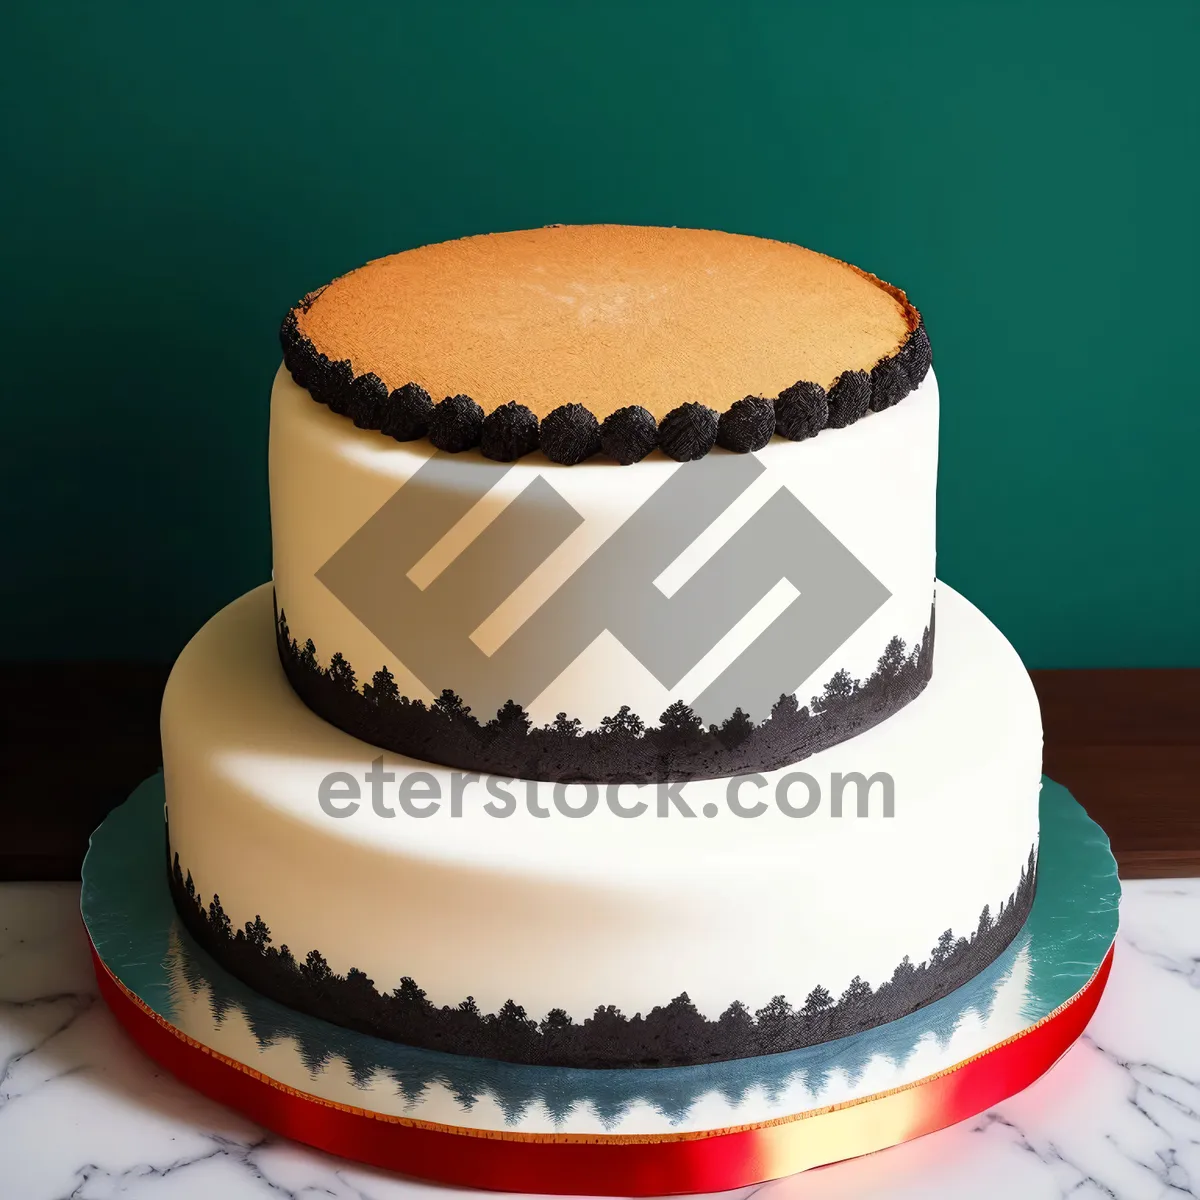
[161,581,1041,1068]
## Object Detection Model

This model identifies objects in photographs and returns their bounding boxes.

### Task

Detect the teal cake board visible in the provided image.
[81,776,1119,1192]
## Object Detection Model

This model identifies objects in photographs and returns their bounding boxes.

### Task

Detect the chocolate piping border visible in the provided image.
[278,301,932,465]
[167,819,1036,1070]
[275,599,934,785]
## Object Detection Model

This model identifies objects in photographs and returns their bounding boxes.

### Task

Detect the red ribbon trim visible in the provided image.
[90,938,1113,1194]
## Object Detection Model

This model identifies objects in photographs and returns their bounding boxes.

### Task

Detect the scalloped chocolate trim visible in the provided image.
[348,372,389,430]
[869,356,909,413]
[481,401,540,462]
[276,599,935,784]
[826,369,872,429]
[280,302,931,464]
[380,382,433,441]
[775,381,829,441]
[169,827,1036,1069]
[659,402,719,461]
[897,323,932,389]
[600,405,659,464]
[540,403,600,465]
[428,394,484,453]
[717,396,776,453]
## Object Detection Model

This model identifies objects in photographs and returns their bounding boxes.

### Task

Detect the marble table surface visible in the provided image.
[2,880,1199,1200]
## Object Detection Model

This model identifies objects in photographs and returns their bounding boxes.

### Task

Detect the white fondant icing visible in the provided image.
[161,581,1040,1022]
[269,365,939,732]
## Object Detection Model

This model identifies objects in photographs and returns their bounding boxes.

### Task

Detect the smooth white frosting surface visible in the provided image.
[269,366,940,733]
[161,581,1041,1021]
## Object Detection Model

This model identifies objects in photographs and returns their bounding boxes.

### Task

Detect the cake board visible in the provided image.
[83,775,1118,1196]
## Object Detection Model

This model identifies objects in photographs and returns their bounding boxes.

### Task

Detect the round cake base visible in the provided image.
[83,776,1117,1196]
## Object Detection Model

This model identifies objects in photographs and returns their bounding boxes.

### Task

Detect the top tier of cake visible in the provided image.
[279,225,929,464]
[271,226,937,782]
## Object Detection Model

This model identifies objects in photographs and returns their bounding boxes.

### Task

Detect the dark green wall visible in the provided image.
[3,1,1197,665]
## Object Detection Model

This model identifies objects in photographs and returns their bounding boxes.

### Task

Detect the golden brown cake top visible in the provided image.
[292,225,919,422]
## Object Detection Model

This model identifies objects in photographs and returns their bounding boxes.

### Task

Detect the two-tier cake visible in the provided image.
[158,225,1042,1073]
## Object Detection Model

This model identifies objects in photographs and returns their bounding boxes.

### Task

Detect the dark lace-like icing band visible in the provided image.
[275,600,935,785]
[167,828,1036,1069]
